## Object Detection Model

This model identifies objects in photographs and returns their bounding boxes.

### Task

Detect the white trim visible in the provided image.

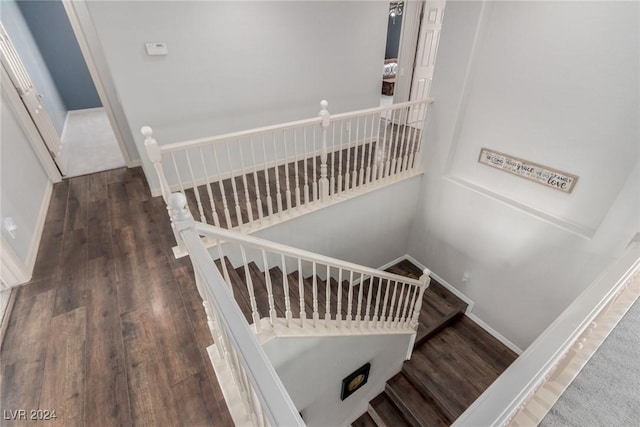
[402,254,476,312]
[65,107,104,116]
[466,313,523,355]
[25,181,53,273]
[128,159,143,168]
[61,0,137,167]
[1,69,62,183]
[0,238,30,287]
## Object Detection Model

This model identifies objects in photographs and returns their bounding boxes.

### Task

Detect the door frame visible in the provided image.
[61,0,139,167]
[393,0,425,104]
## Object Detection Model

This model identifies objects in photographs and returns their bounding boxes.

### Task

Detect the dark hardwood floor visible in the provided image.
[1,168,234,426]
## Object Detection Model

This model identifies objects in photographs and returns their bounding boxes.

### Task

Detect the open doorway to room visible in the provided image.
[1,0,126,178]
[381,2,404,109]
[381,1,446,109]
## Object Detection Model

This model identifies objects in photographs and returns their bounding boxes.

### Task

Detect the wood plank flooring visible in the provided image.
[1,167,233,426]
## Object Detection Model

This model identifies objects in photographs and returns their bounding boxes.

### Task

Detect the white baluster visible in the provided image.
[352,117,360,190]
[198,147,220,227]
[184,150,206,222]
[364,274,373,328]
[215,244,233,297]
[386,281,398,328]
[170,152,186,195]
[336,268,343,326]
[347,271,354,327]
[261,249,277,326]
[378,110,389,180]
[401,283,414,327]
[344,119,352,192]
[238,139,254,225]
[356,273,365,328]
[211,145,232,229]
[312,127,318,201]
[303,127,310,205]
[283,131,293,211]
[381,279,391,326]
[359,116,367,187]
[365,113,376,185]
[391,109,403,176]
[393,283,406,328]
[297,258,306,327]
[312,262,319,327]
[281,255,292,326]
[372,276,383,328]
[272,133,284,214]
[397,107,410,174]
[240,245,261,331]
[337,121,344,196]
[225,143,244,227]
[261,135,274,218]
[293,129,301,208]
[330,124,336,198]
[249,139,265,222]
[325,264,331,325]
[318,100,330,202]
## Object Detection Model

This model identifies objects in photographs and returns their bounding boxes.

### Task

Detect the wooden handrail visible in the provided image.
[157,97,434,153]
[191,219,425,289]
[174,196,305,427]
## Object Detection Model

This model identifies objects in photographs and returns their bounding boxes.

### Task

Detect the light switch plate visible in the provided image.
[145,42,168,56]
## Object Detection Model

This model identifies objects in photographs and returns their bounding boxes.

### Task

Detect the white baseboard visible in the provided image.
[25,180,53,275]
[127,159,143,168]
[466,312,523,355]
[392,254,522,355]
[401,254,475,312]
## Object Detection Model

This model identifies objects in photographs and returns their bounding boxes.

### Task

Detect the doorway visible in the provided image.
[1,0,126,178]
[381,2,404,109]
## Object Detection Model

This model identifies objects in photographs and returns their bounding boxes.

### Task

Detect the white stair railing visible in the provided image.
[171,191,430,336]
[142,98,433,234]
[168,191,431,425]
[169,193,304,427]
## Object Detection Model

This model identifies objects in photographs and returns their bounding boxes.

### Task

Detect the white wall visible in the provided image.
[263,333,412,426]
[253,176,422,270]
[1,0,68,135]
[82,1,389,189]
[407,1,640,349]
[1,87,52,275]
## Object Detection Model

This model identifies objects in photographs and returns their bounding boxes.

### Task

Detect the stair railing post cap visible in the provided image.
[141,126,154,138]
[169,192,187,211]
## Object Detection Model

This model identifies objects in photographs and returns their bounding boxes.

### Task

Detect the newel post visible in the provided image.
[167,192,194,252]
[318,100,330,202]
[412,268,432,329]
[141,126,172,203]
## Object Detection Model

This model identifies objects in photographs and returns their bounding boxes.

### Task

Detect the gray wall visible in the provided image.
[16,0,101,110]
[1,0,68,134]
[407,1,640,349]
[84,0,389,190]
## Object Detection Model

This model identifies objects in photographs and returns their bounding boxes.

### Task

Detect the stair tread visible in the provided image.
[386,372,450,426]
[369,394,411,427]
[351,412,377,427]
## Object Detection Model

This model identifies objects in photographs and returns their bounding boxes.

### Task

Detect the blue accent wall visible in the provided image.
[16,0,101,110]
[385,14,403,59]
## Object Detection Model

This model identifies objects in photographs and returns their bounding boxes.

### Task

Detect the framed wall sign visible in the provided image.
[340,363,370,401]
[478,148,578,193]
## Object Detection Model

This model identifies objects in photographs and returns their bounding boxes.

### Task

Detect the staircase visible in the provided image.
[353,260,518,426]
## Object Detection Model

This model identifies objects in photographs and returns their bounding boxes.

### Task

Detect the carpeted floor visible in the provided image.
[541,296,640,426]
[59,108,125,177]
